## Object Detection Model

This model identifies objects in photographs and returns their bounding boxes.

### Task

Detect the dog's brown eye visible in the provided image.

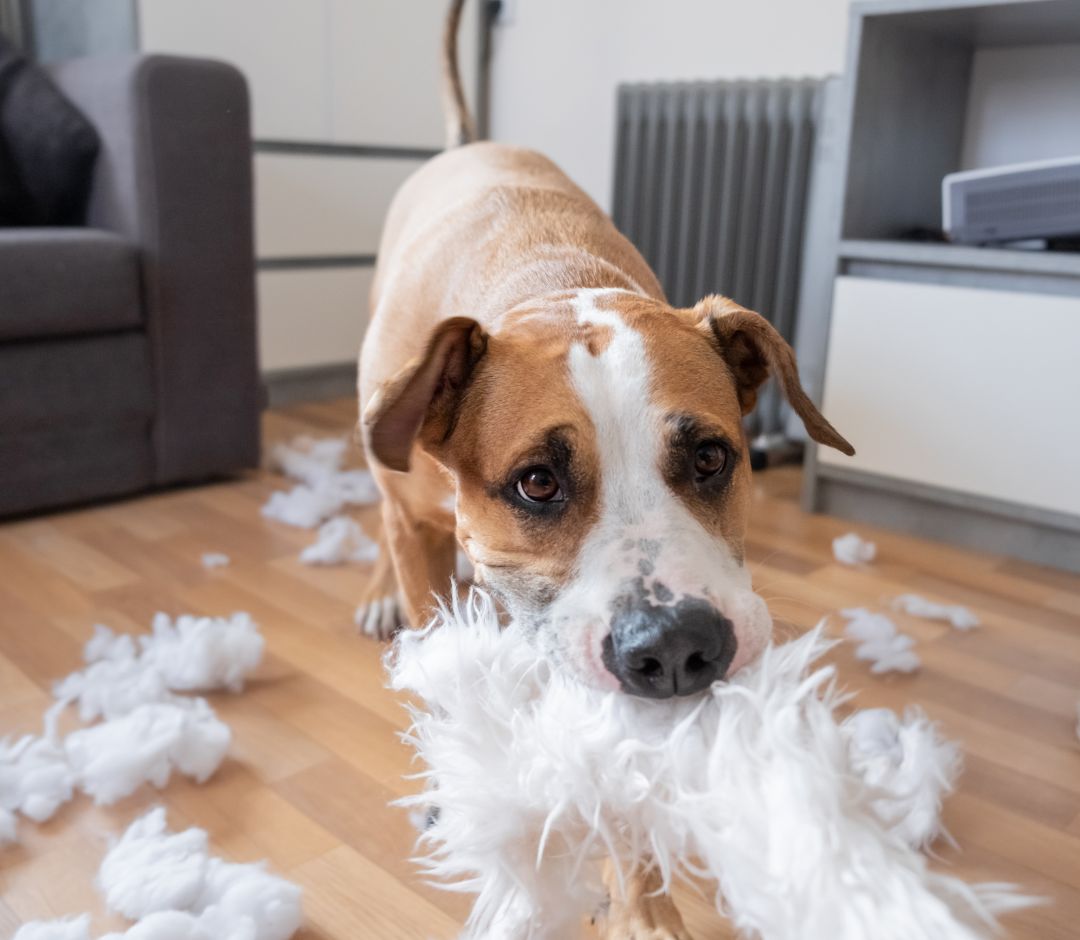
[517,467,562,503]
[694,442,727,478]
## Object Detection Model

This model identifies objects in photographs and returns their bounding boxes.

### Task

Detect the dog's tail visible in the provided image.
[441,0,475,148]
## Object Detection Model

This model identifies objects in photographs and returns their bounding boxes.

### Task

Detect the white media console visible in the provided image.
[801,0,1080,573]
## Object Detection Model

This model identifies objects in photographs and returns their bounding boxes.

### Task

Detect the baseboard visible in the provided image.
[814,466,1080,574]
[263,362,358,408]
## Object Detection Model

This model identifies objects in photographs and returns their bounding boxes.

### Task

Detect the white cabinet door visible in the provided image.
[819,276,1080,517]
[137,0,331,140]
[328,0,480,148]
[255,155,424,258]
[258,268,374,372]
[140,0,479,147]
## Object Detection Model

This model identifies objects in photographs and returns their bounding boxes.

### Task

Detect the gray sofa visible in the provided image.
[0,54,261,517]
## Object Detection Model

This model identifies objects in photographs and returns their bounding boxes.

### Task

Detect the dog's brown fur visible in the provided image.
[358,2,852,934]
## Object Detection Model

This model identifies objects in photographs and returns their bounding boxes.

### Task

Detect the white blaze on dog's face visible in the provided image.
[367,289,853,698]
[542,288,770,693]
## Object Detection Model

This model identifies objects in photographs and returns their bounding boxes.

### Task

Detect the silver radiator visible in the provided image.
[612,78,827,453]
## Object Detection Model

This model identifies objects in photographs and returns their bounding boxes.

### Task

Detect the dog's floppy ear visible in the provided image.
[363,317,487,471]
[694,295,854,456]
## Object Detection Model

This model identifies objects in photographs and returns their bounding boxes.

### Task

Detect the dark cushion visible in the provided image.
[0,34,99,225]
[0,421,154,518]
[0,228,142,340]
[0,330,154,431]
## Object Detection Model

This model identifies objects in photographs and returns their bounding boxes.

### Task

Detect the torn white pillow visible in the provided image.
[64,699,230,806]
[299,516,379,566]
[844,707,961,849]
[390,590,1031,940]
[840,607,921,674]
[833,532,877,565]
[200,553,230,570]
[893,594,980,631]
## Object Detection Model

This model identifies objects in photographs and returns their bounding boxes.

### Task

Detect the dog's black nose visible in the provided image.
[602,600,736,699]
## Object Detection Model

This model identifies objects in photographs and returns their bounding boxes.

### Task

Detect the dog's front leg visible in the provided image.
[381,489,457,628]
[599,860,693,940]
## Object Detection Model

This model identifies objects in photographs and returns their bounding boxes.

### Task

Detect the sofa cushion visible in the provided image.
[0,228,142,340]
[0,34,100,226]
[0,329,153,432]
[0,328,155,519]
[0,420,154,518]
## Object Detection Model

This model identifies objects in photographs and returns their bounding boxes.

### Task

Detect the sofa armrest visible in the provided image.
[49,54,261,484]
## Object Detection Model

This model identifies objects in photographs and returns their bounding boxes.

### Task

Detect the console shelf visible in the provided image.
[839,239,1080,279]
[800,0,1080,573]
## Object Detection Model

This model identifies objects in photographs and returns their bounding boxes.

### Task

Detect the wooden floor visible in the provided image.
[1,397,1078,939]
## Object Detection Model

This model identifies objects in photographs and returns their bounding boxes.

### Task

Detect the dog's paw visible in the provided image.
[601,918,693,940]
[354,593,404,640]
[597,895,694,940]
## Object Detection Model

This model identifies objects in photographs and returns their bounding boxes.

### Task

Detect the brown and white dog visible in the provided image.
[358,1,853,935]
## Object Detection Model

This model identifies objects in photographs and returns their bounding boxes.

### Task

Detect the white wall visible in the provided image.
[962,43,1080,170]
[138,0,479,374]
[489,0,854,212]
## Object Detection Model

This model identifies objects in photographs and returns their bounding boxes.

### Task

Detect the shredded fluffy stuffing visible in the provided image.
[200,553,230,570]
[64,699,230,805]
[840,607,921,674]
[893,594,980,630]
[390,590,1030,940]
[13,916,92,940]
[141,613,264,695]
[3,613,261,843]
[0,733,74,842]
[14,809,302,940]
[262,436,378,529]
[55,614,263,722]
[268,436,348,486]
[299,516,379,566]
[843,708,960,849]
[832,531,877,565]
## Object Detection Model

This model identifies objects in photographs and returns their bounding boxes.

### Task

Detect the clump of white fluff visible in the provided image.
[262,436,379,529]
[299,516,379,566]
[142,613,264,694]
[843,707,960,849]
[832,531,876,565]
[3,613,262,842]
[12,916,92,940]
[63,699,230,805]
[0,734,74,845]
[14,808,302,940]
[893,593,980,631]
[841,607,921,674]
[390,590,1032,940]
[55,614,263,722]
